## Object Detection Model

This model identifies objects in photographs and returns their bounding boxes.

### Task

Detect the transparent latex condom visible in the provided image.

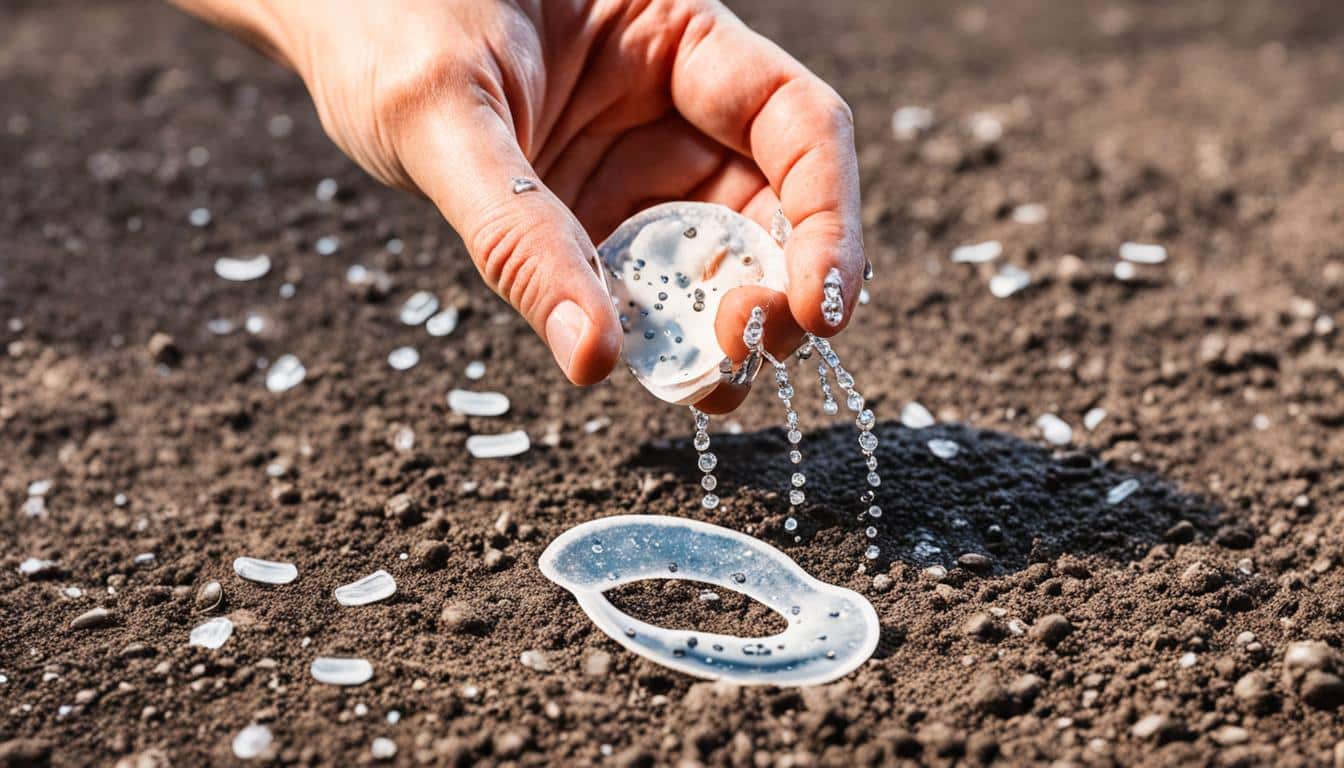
[597,203,789,404]
[540,515,879,686]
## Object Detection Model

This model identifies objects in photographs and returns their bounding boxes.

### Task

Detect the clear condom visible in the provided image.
[540,515,880,686]
[597,203,789,404]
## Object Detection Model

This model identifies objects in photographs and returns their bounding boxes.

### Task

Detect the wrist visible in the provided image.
[168,0,303,71]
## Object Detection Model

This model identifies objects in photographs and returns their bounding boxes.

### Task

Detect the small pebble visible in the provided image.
[70,607,113,630]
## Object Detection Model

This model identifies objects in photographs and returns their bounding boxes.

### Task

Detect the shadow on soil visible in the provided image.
[631,420,1223,575]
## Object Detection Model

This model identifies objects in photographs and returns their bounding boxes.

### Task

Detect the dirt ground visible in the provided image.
[3,0,1344,765]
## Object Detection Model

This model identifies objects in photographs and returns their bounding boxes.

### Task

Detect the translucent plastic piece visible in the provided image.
[334,570,397,606]
[540,515,880,687]
[598,203,789,404]
[265,354,306,393]
[214,255,272,282]
[310,656,374,686]
[466,430,530,458]
[233,557,298,585]
[189,617,234,649]
[447,389,510,417]
[399,291,439,325]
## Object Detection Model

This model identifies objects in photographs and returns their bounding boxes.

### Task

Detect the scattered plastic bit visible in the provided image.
[466,431,531,459]
[969,112,1004,143]
[189,208,212,227]
[1084,407,1107,431]
[399,292,440,326]
[232,724,273,760]
[189,617,234,650]
[233,557,298,585]
[464,361,486,380]
[22,496,46,518]
[901,402,935,429]
[597,203,789,404]
[426,308,459,337]
[387,347,420,371]
[1114,261,1137,281]
[1011,203,1048,224]
[1035,413,1073,446]
[927,439,960,460]
[540,515,880,686]
[207,318,236,336]
[214,255,272,282]
[583,416,612,434]
[334,570,397,606]
[1106,478,1140,505]
[265,354,306,393]
[891,106,935,140]
[310,657,374,686]
[315,178,338,202]
[447,389,510,417]
[27,479,52,496]
[371,738,397,760]
[989,265,1032,298]
[315,236,340,256]
[19,558,58,577]
[951,241,1002,264]
[1119,242,1168,264]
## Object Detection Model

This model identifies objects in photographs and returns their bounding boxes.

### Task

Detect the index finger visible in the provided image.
[669,5,865,335]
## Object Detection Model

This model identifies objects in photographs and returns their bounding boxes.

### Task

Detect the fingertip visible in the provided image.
[556,301,623,387]
[784,231,865,337]
[694,381,751,414]
[714,285,805,362]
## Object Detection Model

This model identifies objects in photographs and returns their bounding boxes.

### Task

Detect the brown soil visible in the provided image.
[3,0,1344,766]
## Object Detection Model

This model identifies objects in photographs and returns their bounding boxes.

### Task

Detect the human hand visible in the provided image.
[174,0,864,412]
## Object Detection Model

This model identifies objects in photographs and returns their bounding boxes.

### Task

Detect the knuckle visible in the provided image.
[466,206,550,319]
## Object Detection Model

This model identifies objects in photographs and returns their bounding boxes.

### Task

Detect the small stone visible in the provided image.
[1211,725,1249,746]
[70,607,113,630]
[384,493,422,526]
[958,553,993,574]
[147,333,179,365]
[483,547,510,571]
[1131,713,1185,743]
[963,612,1000,640]
[0,739,52,767]
[193,580,223,612]
[1234,671,1276,710]
[519,650,552,672]
[1179,562,1224,595]
[412,540,451,571]
[1302,671,1344,709]
[439,602,485,635]
[1163,520,1196,544]
[871,574,892,593]
[584,650,612,676]
[1029,614,1072,647]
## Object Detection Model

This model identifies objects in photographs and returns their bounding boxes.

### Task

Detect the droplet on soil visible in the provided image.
[425,308,459,337]
[1035,413,1073,446]
[466,430,531,459]
[1119,242,1168,264]
[334,570,397,606]
[399,291,439,325]
[511,177,537,194]
[989,265,1031,298]
[951,241,1002,264]
[1106,478,1140,505]
[214,255,272,282]
[387,347,420,371]
[447,389,510,417]
[901,402,935,429]
[232,724,273,760]
[927,439,961,460]
[189,617,234,650]
[265,354,306,393]
[310,657,374,686]
[233,557,298,585]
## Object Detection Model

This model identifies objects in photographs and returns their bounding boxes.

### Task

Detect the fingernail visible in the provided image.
[546,300,588,376]
[821,268,844,326]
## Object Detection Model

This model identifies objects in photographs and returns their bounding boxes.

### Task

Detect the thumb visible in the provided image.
[397,101,621,386]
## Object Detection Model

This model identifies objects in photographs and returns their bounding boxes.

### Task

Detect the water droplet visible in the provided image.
[214,255,271,282]
[334,570,397,606]
[447,389,510,417]
[310,657,374,686]
[927,439,960,460]
[511,177,537,194]
[387,347,420,370]
[399,291,440,325]
[232,557,298,585]
[265,354,306,393]
[864,545,880,560]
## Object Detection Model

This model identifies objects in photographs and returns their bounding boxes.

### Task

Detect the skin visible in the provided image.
[170,0,864,413]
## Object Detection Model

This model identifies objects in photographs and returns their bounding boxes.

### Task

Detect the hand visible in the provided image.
[174,0,864,412]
